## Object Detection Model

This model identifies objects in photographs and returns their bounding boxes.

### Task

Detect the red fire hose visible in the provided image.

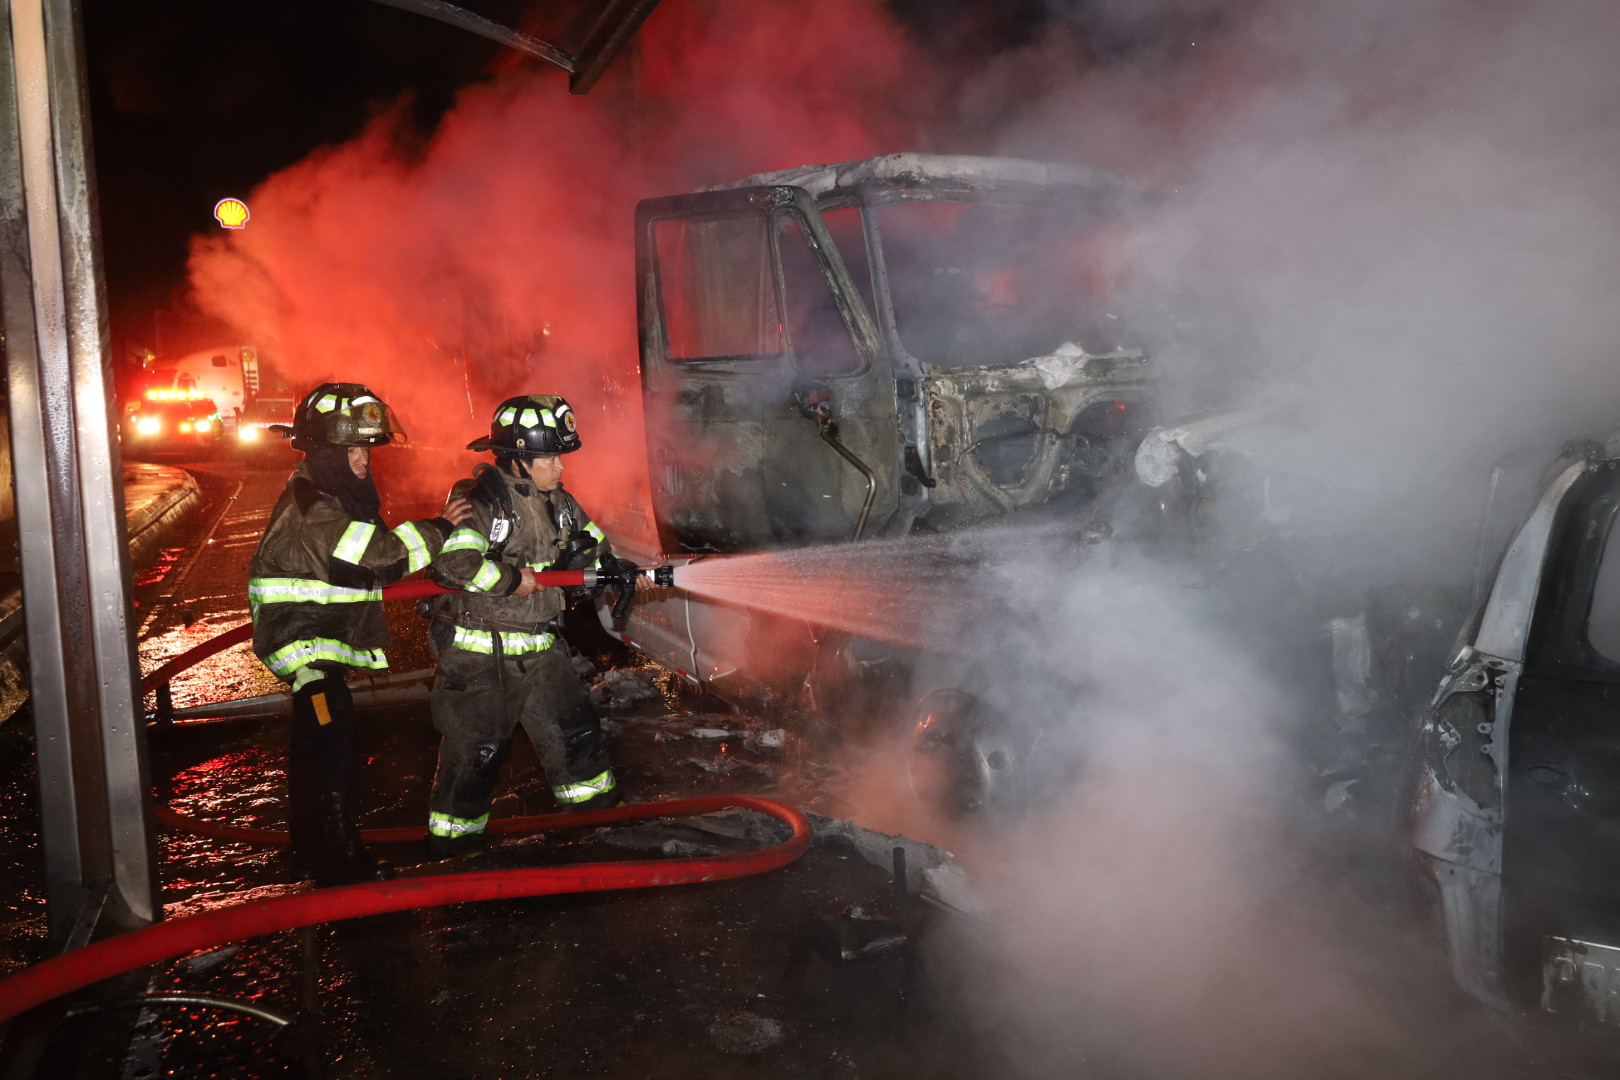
[0,796,810,1025]
[0,580,812,1025]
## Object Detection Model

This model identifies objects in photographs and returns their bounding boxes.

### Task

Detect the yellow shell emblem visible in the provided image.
[213,198,250,229]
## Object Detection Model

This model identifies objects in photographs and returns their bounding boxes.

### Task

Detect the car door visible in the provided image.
[1502,459,1620,999]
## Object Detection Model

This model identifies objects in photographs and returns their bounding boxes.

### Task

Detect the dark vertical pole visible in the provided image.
[298,927,324,1079]
[0,0,159,945]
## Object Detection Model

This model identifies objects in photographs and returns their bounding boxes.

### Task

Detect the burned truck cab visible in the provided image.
[615,153,1157,727]
[637,153,1155,553]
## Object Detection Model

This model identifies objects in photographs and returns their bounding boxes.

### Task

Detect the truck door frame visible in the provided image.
[634,184,899,556]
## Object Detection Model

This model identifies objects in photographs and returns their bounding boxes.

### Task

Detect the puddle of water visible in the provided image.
[132,546,185,588]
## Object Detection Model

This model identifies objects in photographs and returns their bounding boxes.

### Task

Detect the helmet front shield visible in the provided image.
[327,394,405,446]
[285,382,405,448]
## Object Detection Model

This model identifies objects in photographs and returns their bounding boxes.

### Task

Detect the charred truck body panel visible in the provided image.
[1410,436,1620,1027]
[607,153,1156,709]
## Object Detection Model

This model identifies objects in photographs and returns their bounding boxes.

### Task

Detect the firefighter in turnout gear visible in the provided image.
[424,394,628,859]
[249,383,471,886]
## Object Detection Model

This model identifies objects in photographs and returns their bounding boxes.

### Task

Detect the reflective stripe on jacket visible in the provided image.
[249,461,452,682]
[450,626,556,655]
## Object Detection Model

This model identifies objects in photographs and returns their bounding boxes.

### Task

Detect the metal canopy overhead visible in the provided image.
[368,0,662,94]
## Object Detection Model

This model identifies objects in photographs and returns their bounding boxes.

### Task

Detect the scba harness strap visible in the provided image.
[472,462,517,559]
[469,462,601,574]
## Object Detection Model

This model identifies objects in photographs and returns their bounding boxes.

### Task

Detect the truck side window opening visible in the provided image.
[211,354,228,367]
[776,214,862,375]
[654,213,784,362]
[818,206,877,319]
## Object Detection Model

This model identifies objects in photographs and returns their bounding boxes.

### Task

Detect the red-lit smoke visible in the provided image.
[185,0,939,527]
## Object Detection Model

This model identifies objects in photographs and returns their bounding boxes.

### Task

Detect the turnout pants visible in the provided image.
[427,644,619,850]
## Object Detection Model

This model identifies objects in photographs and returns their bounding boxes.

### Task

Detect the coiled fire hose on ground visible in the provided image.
[0,580,808,1026]
[0,797,810,1025]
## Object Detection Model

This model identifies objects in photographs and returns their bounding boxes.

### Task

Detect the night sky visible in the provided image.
[83,0,509,353]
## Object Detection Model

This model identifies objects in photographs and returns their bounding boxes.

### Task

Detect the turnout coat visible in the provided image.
[249,461,453,681]
[429,466,610,656]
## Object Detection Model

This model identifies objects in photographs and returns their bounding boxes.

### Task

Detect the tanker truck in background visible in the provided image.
[592,153,1178,813]
[130,344,297,449]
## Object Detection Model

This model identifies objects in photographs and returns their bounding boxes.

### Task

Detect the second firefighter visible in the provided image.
[424,394,630,858]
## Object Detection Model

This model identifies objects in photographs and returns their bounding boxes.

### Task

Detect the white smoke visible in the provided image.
[870,2,1620,1075]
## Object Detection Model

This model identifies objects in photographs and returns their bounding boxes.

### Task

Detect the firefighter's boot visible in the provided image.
[309,789,393,887]
[287,784,324,882]
[425,736,505,861]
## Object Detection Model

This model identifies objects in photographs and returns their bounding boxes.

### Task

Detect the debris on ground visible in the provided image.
[706,1012,786,1056]
[593,809,789,857]
[651,713,746,741]
[588,667,660,710]
[810,911,908,963]
[679,756,774,780]
[808,814,986,917]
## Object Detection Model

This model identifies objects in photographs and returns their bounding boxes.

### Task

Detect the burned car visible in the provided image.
[596,153,1161,809]
[1410,434,1620,1027]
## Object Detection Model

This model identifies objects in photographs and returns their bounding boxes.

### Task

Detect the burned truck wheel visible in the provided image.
[906,689,1031,816]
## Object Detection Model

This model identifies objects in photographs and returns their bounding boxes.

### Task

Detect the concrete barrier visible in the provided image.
[0,462,203,723]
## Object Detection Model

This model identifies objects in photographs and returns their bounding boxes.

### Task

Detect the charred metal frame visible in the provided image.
[366,0,661,94]
[1,0,159,943]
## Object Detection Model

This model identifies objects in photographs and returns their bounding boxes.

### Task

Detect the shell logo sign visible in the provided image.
[213,198,250,229]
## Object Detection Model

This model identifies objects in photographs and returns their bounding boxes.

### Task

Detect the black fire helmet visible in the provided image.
[466,394,582,456]
[273,382,405,451]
